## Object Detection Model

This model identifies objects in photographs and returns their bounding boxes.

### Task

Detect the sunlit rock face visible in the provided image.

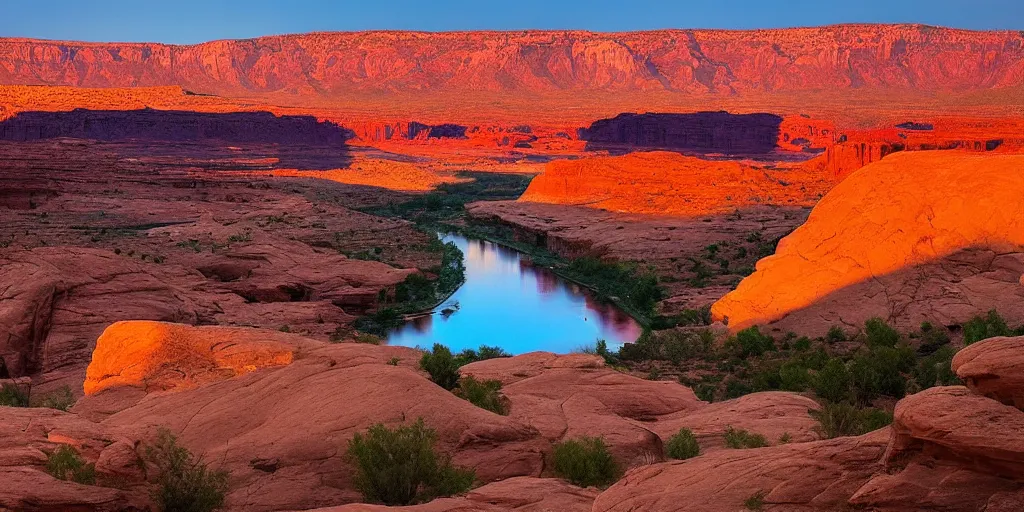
[1,26,1023,96]
[712,151,1024,336]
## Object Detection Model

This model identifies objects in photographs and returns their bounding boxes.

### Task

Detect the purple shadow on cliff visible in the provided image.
[0,108,355,146]
[579,112,783,156]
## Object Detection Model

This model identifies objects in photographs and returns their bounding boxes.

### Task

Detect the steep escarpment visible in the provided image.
[712,151,1024,336]
[2,25,1023,98]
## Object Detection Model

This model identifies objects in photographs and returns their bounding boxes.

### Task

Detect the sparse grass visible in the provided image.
[146,429,229,512]
[665,428,700,460]
[0,383,29,407]
[723,427,768,449]
[744,490,767,510]
[36,386,76,411]
[551,436,621,488]
[811,402,892,439]
[46,445,96,485]
[347,419,474,505]
[227,231,252,243]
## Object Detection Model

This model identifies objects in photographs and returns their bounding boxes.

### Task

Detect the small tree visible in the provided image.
[146,429,229,512]
[420,344,461,390]
[347,419,474,505]
[864,317,899,348]
[813,358,851,403]
[665,428,700,460]
[551,436,620,488]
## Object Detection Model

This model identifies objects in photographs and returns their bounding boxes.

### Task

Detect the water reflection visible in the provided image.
[386,234,642,354]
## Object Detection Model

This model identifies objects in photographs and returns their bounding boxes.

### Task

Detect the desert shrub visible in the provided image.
[436,242,467,296]
[913,346,959,389]
[0,383,28,407]
[353,308,403,337]
[455,376,509,415]
[420,344,461,390]
[454,345,510,366]
[694,383,717,403]
[651,306,712,329]
[813,358,852,403]
[146,429,229,512]
[864,317,900,348]
[826,325,847,343]
[792,336,812,352]
[665,428,700,460]
[46,445,96,485]
[566,257,663,314]
[619,329,714,363]
[551,436,620,488]
[723,427,768,449]
[347,419,474,505]
[37,386,76,411]
[963,310,1012,345]
[850,344,915,402]
[724,378,754,399]
[730,326,775,357]
[811,402,892,439]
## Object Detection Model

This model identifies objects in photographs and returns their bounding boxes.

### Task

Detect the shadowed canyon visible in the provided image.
[2,22,1024,512]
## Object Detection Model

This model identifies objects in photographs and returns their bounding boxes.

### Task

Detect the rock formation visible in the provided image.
[517,151,834,215]
[2,26,1023,97]
[712,151,1024,336]
[579,112,784,155]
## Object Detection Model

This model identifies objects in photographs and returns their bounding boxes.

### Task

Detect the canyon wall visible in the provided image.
[579,112,783,155]
[2,25,1023,97]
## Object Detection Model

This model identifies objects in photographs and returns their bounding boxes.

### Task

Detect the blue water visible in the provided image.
[386,234,642,354]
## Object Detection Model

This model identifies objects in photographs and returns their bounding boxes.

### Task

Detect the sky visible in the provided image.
[1,0,1022,44]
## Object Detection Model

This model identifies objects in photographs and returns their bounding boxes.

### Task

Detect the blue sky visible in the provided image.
[2,0,1022,44]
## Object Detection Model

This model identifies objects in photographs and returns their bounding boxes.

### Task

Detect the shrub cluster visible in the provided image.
[811,402,892,439]
[454,376,509,415]
[146,429,229,512]
[46,445,96,485]
[665,428,700,460]
[723,427,768,449]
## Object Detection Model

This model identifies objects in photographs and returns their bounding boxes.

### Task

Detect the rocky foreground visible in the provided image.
[0,321,1021,511]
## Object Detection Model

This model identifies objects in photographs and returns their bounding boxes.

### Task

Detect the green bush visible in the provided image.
[354,333,383,345]
[744,490,767,510]
[455,376,509,415]
[813,358,852,403]
[723,427,768,449]
[963,310,1012,345]
[146,429,229,512]
[792,336,812,352]
[347,419,475,505]
[619,328,714,364]
[665,428,700,460]
[454,345,511,366]
[826,325,847,343]
[913,346,960,389]
[916,322,951,355]
[420,344,461,390]
[37,386,76,411]
[811,402,892,439]
[395,273,436,303]
[436,242,467,296]
[731,327,775,357]
[353,308,403,337]
[864,317,900,348]
[850,344,915,401]
[724,378,754,399]
[46,445,96,485]
[0,383,28,407]
[551,436,620,488]
[778,361,811,391]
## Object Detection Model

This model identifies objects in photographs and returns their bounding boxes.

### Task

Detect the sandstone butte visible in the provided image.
[518,151,836,215]
[2,322,1024,511]
[711,151,1024,336]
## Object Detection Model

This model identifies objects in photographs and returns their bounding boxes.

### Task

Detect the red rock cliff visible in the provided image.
[2,25,1023,97]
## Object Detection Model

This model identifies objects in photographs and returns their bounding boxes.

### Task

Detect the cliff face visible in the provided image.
[2,25,1023,97]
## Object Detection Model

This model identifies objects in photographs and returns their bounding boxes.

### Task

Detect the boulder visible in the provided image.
[952,336,1024,410]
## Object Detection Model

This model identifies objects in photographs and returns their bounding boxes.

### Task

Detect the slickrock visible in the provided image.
[952,336,1024,409]
[649,391,821,450]
[593,430,890,512]
[306,477,598,512]
[88,337,546,511]
[712,152,1024,336]
[464,352,702,465]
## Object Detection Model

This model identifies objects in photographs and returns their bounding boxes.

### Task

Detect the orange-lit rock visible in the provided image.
[519,151,834,215]
[83,320,315,395]
[712,152,1024,335]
